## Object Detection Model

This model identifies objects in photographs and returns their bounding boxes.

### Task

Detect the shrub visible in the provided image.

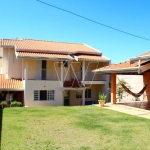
[11,101,22,107]
[0,101,7,105]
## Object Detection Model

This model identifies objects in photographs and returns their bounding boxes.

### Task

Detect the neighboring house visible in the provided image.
[93,51,150,103]
[0,38,110,107]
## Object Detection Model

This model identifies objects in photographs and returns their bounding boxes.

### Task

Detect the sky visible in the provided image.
[0,0,150,63]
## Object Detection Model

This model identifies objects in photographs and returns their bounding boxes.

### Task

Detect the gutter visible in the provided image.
[93,67,139,74]
[130,55,150,62]
[16,53,74,61]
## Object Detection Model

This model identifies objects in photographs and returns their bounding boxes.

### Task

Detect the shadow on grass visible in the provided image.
[0,105,3,149]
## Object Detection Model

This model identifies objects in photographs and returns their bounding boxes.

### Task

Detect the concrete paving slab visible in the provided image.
[94,103,150,119]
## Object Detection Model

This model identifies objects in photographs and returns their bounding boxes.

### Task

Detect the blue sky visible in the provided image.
[0,0,150,63]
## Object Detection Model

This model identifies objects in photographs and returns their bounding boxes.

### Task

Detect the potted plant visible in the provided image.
[0,101,8,109]
[98,93,107,107]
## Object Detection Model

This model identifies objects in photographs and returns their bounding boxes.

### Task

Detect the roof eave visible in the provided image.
[130,55,150,62]
[93,67,139,74]
[78,59,110,62]
[16,55,74,61]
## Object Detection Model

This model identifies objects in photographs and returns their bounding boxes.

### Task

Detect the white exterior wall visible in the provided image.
[24,80,63,107]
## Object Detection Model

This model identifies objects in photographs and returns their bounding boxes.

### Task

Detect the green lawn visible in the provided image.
[1,106,150,150]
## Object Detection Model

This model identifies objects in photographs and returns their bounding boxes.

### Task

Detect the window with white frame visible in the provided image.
[76,90,82,99]
[85,89,91,98]
[47,90,55,100]
[34,90,55,101]
[34,90,39,100]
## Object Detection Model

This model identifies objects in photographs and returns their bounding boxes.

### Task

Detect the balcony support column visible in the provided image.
[82,61,85,81]
[61,61,63,87]
[82,89,85,105]
[25,62,28,81]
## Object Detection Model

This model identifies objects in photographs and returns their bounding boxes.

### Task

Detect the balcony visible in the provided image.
[27,69,60,80]
[26,69,106,81]
[69,70,106,81]
[84,70,106,81]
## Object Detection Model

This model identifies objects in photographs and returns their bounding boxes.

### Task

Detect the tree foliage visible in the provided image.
[117,79,131,102]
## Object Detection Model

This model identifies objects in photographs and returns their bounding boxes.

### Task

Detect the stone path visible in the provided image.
[95,103,150,119]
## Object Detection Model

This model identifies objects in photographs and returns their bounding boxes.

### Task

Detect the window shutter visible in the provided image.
[34,90,39,100]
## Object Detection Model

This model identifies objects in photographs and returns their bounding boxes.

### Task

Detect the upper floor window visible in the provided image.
[63,61,68,67]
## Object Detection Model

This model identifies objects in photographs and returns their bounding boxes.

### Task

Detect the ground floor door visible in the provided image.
[64,90,70,106]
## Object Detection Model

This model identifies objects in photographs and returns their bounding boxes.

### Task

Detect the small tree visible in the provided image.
[117,79,131,102]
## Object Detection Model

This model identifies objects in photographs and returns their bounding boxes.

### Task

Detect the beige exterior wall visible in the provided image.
[24,80,63,106]
[8,48,22,78]
[1,48,22,78]
[2,48,8,74]
[26,59,36,79]
[0,58,2,69]
[0,47,3,57]
[47,61,61,80]
[70,61,81,80]
[0,47,3,68]
[69,84,106,106]
[25,59,61,80]
[98,62,109,68]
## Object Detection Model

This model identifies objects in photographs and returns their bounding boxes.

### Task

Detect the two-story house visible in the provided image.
[0,38,110,107]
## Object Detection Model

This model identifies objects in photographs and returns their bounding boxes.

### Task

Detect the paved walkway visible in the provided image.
[95,103,150,119]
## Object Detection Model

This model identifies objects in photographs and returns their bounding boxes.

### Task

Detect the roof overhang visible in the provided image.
[78,58,110,62]
[16,52,74,61]
[62,87,86,91]
[130,55,150,62]
[0,88,24,91]
[93,67,139,74]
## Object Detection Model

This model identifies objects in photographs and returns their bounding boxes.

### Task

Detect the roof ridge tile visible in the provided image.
[22,38,83,45]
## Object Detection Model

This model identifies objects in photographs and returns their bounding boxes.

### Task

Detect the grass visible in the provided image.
[1,106,150,150]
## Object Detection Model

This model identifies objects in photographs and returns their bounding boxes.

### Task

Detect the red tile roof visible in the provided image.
[77,55,109,61]
[97,61,138,71]
[139,51,150,56]
[0,39,101,55]
[0,74,23,89]
[17,52,74,60]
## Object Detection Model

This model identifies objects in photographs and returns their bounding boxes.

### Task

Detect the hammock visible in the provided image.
[121,83,148,98]
[117,77,148,98]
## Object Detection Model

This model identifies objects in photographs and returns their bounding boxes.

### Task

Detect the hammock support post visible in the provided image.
[143,72,150,102]
[111,73,116,104]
